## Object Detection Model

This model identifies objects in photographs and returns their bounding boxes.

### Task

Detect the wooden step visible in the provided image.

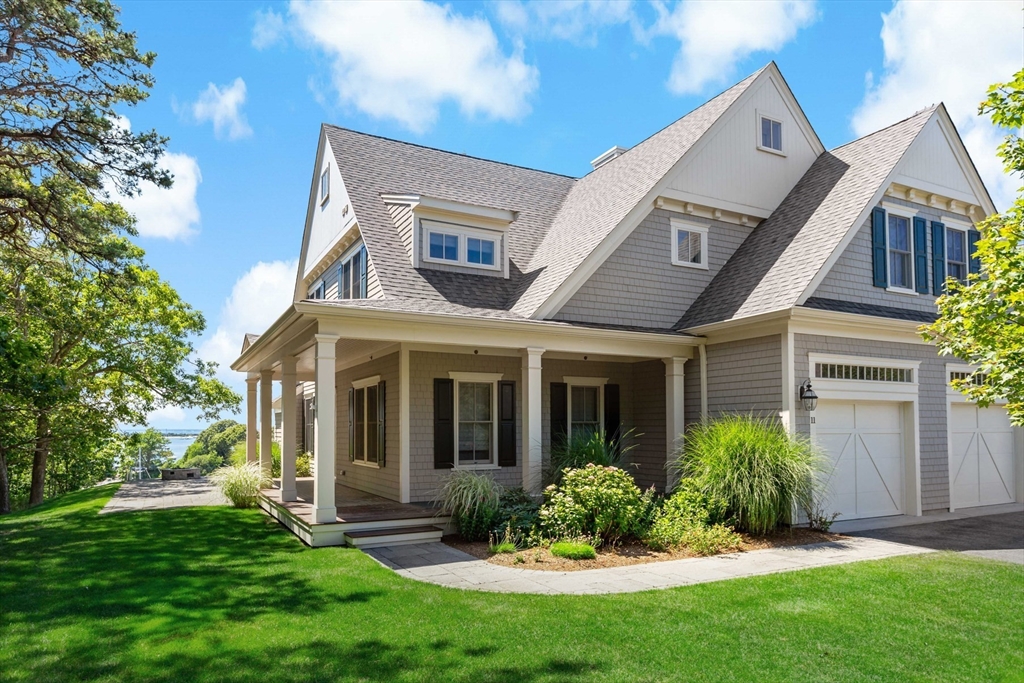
[343,525,444,549]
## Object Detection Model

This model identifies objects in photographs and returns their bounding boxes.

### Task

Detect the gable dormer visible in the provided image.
[381,194,516,279]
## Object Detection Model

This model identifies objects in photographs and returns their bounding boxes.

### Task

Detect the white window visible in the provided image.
[670,219,708,269]
[815,362,914,384]
[450,372,502,467]
[422,220,501,271]
[565,377,606,438]
[338,244,367,300]
[887,214,913,290]
[320,166,330,204]
[467,237,495,266]
[945,225,968,284]
[351,375,382,466]
[428,230,459,262]
[308,280,325,300]
[759,115,783,153]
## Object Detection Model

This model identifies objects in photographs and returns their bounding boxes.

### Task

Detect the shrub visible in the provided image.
[491,487,540,537]
[210,462,271,508]
[545,428,637,486]
[550,541,597,560]
[176,453,223,475]
[678,415,822,535]
[645,480,732,551]
[295,451,313,477]
[539,464,644,544]
[679,524,742,556]
[435,470,503,542]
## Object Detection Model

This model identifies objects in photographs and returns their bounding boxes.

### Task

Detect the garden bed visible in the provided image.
[443,528,844,572]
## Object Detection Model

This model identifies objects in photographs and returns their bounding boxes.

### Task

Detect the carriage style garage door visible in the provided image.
[950,403,1015,509]
[816,401,905,520]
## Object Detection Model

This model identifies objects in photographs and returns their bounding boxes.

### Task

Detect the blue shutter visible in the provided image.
[913,217,929,294]
[968,230,981,274]
[871,207,887,288]
[931,222,945,294]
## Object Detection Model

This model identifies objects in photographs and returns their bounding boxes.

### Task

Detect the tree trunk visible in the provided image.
[29,413,50,507]
[0,446,10,515]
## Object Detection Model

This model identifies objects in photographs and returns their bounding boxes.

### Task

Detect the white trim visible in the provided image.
[882,206,916,292]
[562,376,608,386]
[670,219,709,269]
[943,221,969,285]
[351,374,381,390]
[657,188,771,220]
[399,345,410,503]
[379,193,516,225]
[449,371,504,382]
[566,380,604,438]
[781,328,795,433]
[809,353,920,401]
[320,165,330,206]
[421,219,502,272]
[886,286,919,297]
[756,109,785,156]
[351,460,380,469]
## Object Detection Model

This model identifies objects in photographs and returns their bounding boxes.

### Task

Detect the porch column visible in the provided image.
[522,347,544,493]
[663,357,686,492]
[280,356,298,501]
[246,376,258,464]
[260,370,274,477]
[313,333,339,523]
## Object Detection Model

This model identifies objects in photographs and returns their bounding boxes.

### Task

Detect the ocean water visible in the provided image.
[166,435,198,461]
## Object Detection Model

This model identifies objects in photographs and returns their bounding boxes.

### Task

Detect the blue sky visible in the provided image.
[115,0,1020,428]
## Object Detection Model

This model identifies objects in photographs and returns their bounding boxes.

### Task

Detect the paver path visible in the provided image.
[100,479,227,514]
[365,537,932,594]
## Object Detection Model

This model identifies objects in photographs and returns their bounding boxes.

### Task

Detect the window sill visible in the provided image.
[421,255,501,272]
[454,463,500,471]
[670,260,708,270]
[351,460,380,469]
[756,145,786,157]
[886,286,920,297]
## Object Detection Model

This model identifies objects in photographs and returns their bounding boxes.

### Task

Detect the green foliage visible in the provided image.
[435,470,503,541]
[175,453,222,476]
[922,70,1024,425]
[490,542,517,554]
[116,428,173,479]
[678,415,821,535]
[490,487,540,538]
[646,480,739,553]
[180,420,246,466]
[209,462,270,509]
[545,428,636,486]
[539,464,644,544]
[677,524,743,556]
[296,451,313,478]
[549,541,596,560]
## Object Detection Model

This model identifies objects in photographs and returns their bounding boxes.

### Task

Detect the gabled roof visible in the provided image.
[676,106,936,330]
[241,333,261,354]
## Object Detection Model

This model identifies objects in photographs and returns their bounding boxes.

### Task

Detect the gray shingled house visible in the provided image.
[232,62,1021,547]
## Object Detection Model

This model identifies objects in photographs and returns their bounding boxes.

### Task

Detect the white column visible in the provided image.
[664,357,686,492]
[260,370,274,478]
[280,356,298,501]
[522,347,544,493]
[246,377,258,464]
[313,333,339,523]
[399,345,411,503]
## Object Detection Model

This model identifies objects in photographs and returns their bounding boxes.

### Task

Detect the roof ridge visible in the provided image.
[323,124,578,180]
[830,105,937,153]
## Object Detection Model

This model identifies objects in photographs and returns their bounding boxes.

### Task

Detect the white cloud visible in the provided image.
[288,0,538,132]
[496,0,635,44]
[252,8,286,49]
[147,405,187,424]
[190,78,253,141]
[652,0,817,94]
[852,0,1019,210]
[198,259,298,381]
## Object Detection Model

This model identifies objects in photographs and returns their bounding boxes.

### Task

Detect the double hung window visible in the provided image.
[888,214,913,290]
[457,382,493,465]
[946,227,967,284]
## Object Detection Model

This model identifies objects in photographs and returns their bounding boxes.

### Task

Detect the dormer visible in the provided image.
[380,194,516,279]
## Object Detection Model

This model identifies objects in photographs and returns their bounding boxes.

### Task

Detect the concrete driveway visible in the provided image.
[849,511,1024,565]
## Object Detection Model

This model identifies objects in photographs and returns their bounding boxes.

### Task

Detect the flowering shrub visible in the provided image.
[646,479,740,553]
[539,464,644,544]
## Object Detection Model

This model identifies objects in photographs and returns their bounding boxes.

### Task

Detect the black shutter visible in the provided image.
[968,229,981,274]
[348,387,354,462]
[497,381,516,467]
[433,378,454,469]
[550,382,568,447]
[603,384,620,445]
[931,221,945,294]
[377,381,386,467]
[913,216,929,294]
[871,207,887,288]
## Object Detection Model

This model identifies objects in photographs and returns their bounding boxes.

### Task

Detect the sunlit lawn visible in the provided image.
[1,485,1021,682]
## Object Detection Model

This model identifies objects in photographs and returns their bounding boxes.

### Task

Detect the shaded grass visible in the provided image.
[1,485,1021,683]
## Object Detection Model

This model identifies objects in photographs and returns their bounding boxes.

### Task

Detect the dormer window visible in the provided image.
[428,230,459,261]
[320,166,330,204]
[423,220,501,272]
[759,114,783,153]
[467,237,495,266]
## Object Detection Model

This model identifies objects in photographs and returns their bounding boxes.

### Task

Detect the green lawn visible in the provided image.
[1,486,1021,683]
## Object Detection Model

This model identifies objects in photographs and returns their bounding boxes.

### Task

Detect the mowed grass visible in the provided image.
[1,486,1021,683]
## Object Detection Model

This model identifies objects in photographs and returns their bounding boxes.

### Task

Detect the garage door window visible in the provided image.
[815,363,913,383]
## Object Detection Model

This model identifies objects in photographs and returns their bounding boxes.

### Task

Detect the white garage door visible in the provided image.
[815,401,905,520]
[950,403,1015,509]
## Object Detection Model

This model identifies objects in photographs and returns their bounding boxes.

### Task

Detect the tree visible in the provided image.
[176,420,246,474]
[115,428,173,479]
[923,69,1024,425]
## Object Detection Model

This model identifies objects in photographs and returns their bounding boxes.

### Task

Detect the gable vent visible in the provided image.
[590,146,628,170]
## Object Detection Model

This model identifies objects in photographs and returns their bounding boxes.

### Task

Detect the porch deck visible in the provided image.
[259,478,451,547]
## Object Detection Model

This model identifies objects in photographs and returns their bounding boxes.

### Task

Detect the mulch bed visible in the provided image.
[443,528,845,572]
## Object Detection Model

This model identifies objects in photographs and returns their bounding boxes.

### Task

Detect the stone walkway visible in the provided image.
[365,537,932,595]
[100,478,226,514]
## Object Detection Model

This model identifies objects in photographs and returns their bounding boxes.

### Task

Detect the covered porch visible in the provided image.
[232,301,702,547]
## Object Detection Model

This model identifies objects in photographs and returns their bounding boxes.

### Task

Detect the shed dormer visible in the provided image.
[381,194,516,279]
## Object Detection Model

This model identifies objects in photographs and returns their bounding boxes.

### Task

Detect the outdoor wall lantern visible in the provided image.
[799,379,818,412]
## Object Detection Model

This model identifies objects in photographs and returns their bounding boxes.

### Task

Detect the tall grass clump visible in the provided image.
[436,470,503,541]
[678,415,822,535]
[210,461,271,509]
[545,428,637,486]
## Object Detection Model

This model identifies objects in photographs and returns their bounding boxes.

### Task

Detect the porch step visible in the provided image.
[343,525,444,549]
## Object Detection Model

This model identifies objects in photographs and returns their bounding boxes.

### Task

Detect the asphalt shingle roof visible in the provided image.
[801,297,937,323]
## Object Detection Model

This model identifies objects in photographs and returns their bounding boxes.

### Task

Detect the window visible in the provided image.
[350,376,383,465]
[302,396,315,454]
[320,166,329,204]
[308,280,325,300]
[570,386,600,438]
[888,214,913,290]
[815,363,914,383]
[946,227,967,284]
[950,370,987,387]
[467,237,495,266]
[428,231,459,261]
[759,115,782,152]
[457,382,493,465]
[338,244,367,300]
[670,220,708,269]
